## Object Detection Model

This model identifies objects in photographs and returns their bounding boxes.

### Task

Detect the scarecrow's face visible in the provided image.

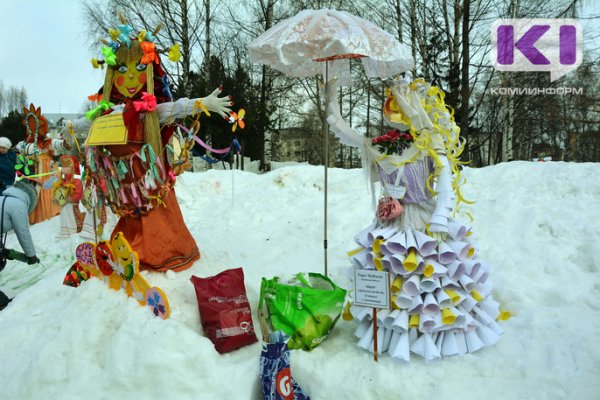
[113,59,147,98]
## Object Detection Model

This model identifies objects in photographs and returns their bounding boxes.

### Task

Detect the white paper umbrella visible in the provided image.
[248,9,413,274]
[249,8,413,78]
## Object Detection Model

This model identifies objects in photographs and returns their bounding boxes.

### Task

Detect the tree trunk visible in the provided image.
[460,0,470,161]
[204,0,211,81]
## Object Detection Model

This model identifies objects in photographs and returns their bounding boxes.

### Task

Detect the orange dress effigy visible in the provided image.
[100,115,199,272]
[29,153,61,224]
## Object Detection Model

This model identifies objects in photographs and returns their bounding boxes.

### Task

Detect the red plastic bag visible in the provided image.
[191,268,258,354]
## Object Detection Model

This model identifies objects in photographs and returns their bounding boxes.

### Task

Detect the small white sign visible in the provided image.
[354,270,390,309]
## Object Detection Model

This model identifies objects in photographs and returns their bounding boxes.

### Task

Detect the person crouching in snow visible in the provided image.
[53,156,84,239]
[0,179,40,265]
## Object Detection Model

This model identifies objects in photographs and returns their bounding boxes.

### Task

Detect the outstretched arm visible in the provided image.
[324,79,365,148]
[157,86,233,123]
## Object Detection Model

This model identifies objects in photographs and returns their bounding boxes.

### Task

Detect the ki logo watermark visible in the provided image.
[492,19,583,82]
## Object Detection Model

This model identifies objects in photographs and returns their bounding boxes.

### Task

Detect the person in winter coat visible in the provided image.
[0,179,40,264]
[0,137,17,192]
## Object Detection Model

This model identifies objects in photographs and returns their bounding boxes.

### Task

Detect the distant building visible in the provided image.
[271,127,310,162]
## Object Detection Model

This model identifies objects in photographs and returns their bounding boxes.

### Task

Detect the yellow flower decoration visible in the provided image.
[168,44,181,62]
[108,28,121,41]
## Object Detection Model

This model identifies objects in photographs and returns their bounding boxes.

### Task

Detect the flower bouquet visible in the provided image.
[371,129,414,155]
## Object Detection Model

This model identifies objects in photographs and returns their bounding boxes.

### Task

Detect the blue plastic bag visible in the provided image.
[259,332,310,400]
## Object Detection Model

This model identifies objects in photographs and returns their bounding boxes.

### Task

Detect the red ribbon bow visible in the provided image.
[133,92,157,112]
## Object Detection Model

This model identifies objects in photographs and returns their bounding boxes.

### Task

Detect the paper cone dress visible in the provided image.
[334,79,507,362]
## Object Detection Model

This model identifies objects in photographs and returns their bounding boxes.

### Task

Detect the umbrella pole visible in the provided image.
[324,61,329,277]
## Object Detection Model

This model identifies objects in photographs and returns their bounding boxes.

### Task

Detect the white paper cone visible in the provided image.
[420,276,440,293]
[447,260,465,281]
[411,333,441,361]
[435,289,453,309]
[473,269,489,284]
[408,295,423,314]
[435,331,445,350]
[461,309,477,330]
[389,254,407,275]
[403,275,421,296]
[350,305,371,322]
[386,231,408,254]
[389,331,410,362]
[465,330,485,353]
[464,259,481,278]
[354,223,376,248]
[477,322,501,346]
[431,312,444,332]
[367,226,396,245]
[357,321,375,350]
[449,306,466,326]
[393,292,413,309]
[459,275,476,292]
[419,314,435,333]
[376,309,390,324]
[365,252,376,270]
[447,219,467,241]
[384,309,401,329]
[354,317,372,338]
[480,297,501,318]
[454,331,468,354]
[379,255,392,271]
[350,249,369,269]
[423,259,448,278]
[390,309,409,332]
[441,276,460,289]
[423,292,440,314]
[437,242,457,264]
[473,305,493,325]
[441,331,460,356]
[448,240,471,260]
[488,319,505,336]
[408,328,418,345]
[460,296,477,312]
[379,241,393,256]
[369,325,387,353]
[461,259,474,276]
[381,326,393,352]
[405,230,418,252]
[414,230,437,257]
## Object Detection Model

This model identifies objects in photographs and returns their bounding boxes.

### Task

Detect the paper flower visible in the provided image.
[168,44,181,62]
[101,46,117,66]
[117,24,134,47]
[228,109,246,132]
[371,129,414,155]
[140,42,159,64]
[108,28,121,41]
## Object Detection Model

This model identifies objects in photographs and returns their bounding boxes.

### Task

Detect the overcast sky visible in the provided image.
[0,0,103,114]
[0,1,597,115]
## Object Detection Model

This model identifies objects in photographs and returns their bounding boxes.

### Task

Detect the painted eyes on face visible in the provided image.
[116,63,146,74]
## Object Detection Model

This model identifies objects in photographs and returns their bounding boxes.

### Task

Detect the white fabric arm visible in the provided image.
[157,87,233,123]
[325,101,364,148]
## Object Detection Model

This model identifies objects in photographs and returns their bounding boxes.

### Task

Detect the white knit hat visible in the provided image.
[0,137,11,149]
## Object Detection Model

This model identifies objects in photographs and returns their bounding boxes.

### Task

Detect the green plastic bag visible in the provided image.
[259,273,347,351]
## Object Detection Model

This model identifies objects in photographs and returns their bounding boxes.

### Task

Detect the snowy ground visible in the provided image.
[1,161,599,400]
